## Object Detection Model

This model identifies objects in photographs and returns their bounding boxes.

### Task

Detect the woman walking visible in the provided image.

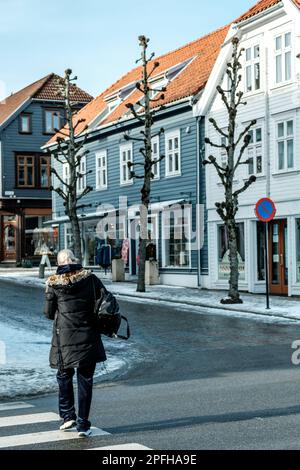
[44,249,106,437]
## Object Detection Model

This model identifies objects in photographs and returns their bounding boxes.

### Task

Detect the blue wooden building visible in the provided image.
[45,27,228,287]
[0,74,92,264]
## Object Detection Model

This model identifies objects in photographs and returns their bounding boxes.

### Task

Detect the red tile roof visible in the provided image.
[48,25,230,144]
[236,0,300,23]
[0,73,92,128]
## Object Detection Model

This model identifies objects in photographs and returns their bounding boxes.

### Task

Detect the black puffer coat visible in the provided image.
[44,269,107,369]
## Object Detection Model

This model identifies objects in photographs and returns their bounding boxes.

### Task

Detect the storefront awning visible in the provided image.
[44,200,186,226]
[43,208,118,226]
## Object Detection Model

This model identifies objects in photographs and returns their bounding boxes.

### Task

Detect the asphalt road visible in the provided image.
[1,279,300,450]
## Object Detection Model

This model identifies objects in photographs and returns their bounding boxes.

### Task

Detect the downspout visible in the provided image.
[265,47,271,198]
[196,115,201,288]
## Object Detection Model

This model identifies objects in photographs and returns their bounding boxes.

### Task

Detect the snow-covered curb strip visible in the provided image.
[1,273,300,323]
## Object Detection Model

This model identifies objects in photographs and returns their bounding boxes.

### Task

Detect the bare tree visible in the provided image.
[124,36,166,293]
[203,38,257,304]
[48,69,93,263]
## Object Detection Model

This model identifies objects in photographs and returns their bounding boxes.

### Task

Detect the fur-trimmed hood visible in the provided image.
[46,269,92,288]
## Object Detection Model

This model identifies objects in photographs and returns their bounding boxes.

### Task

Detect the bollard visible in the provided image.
[39,263,46,279]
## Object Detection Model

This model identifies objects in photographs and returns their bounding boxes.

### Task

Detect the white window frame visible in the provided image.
[244,43,261,94]
[64,223,74,250]
[247,125,264,176]
[274,30,293,86]
[275,117,295,173]
[161,206,192,269]
[165,129,181,178]
[77,155,86,193]
[120,143,133,186]
[62,162,70,186]
[151,135,160,180]
[95,150,108,191]
[220,134,228,169]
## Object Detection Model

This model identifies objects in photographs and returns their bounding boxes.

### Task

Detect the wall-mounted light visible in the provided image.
[186,126,191,134]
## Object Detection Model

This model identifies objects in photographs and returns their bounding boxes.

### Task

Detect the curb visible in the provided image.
[113,292,299,322]
[0,275,298,323]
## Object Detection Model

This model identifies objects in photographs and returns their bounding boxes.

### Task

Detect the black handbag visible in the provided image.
[92,281,130,340]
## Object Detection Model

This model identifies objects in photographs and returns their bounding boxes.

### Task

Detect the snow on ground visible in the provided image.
[0,320,127,400]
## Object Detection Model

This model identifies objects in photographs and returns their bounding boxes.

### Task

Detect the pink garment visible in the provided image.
[122,239,130,264]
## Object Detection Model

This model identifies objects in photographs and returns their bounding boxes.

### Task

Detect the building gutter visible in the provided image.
[234,3,284,29]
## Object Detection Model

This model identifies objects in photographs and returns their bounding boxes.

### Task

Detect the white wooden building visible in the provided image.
[194,0,300,296]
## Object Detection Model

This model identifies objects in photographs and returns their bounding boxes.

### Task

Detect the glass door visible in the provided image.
[3,221,17,261]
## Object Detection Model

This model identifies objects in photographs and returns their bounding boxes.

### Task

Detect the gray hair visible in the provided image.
[57,249,78,266]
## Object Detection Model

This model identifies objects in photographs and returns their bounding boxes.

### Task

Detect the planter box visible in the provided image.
[112,258,125,282]
[145,260,160,286]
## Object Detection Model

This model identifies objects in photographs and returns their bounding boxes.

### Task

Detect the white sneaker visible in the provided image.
[59,420,76,431]
[78,429,92,438]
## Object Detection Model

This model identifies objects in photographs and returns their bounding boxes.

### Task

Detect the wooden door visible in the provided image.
[269,220,288,295]
[3,221,17,261]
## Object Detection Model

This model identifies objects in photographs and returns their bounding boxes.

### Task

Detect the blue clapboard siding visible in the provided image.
[1,101,65,199]
[54,102,208,274]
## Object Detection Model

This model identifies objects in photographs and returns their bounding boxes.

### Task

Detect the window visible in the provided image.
[16,155,35,187]
[248,127,263,175]
[44,110,61,134]
[257,222,266,281]
[245,44,261,92]
[65,224,74,251]
[19,114,32,134]
[277,119,294,171]
[165,130,181,177]
[275,32,292,84]
[24,216,58,257]
[151,136,160,180]
[77,156,86,193]
[163,207,191,268]
[40,156,51,188]
[62,162,70,186]
[296,219,300,282]
[96,150,108,190]
[220,135,228,169]
[120,143,133,185]
[218,223,245,280]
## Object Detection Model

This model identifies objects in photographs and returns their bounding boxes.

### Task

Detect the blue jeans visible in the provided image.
[56,363,96,431]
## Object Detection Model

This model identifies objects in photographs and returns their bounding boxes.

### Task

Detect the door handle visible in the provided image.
[280,254,284,266]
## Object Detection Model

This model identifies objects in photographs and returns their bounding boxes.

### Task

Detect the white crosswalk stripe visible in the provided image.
[0,412,59,428]
[0,427,110,449]
[0,402,34,412]
[90,443,152,450]
[0,401,150,450]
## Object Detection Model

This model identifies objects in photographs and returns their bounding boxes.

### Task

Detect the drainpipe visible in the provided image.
[196,115,201,288]
[265,47,271,198]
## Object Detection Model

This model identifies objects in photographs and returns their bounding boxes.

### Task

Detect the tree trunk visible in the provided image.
[69,207,82,264]
[223,220,242,304]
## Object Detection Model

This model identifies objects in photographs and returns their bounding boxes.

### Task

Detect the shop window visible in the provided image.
[296,219,300,282]
[257,222,266,281]
[163,208,191,268]
[24,216,58,257]
[218,223,245,280]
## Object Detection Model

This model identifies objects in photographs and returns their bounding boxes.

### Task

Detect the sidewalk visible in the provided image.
[1,268,300,322]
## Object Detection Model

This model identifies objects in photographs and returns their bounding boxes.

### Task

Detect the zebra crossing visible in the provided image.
[0,401,151,450]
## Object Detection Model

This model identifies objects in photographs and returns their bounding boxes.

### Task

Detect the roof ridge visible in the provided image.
[2,73,52,102]
[152,23,230,63]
